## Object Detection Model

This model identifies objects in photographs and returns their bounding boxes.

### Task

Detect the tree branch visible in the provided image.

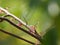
[0,7,29,29]
[0,29,35,45]
[0,7,41,39]
[0,17,42,42]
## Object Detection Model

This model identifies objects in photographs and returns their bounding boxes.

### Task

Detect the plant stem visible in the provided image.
[0,17,42,42]
[0,7,41,39]
[0,7,29,29]
[0,29,35,45]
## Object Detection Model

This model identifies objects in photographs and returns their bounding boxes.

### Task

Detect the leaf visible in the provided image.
[42,27,57,45]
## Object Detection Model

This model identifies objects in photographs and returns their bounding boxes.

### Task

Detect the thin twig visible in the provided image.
[0,17,42,42]
[0,29,35,45]
[0,7,29,29]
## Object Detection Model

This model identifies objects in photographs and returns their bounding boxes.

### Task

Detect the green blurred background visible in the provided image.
[0,0,60,45]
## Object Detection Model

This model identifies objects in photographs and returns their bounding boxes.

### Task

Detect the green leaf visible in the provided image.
[42,27,57,45]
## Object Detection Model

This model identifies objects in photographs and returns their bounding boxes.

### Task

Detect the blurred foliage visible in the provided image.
[42,27,57,45]
[0,0,60,45]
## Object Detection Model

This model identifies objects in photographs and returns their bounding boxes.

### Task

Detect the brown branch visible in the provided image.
[0,17,42,42]
[0,29,35,45]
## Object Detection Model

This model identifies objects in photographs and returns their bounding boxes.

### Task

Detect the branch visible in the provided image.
[0,7,41,39]
[0,7,29,29]
[0,29,35,45]
[0,17,42,42]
